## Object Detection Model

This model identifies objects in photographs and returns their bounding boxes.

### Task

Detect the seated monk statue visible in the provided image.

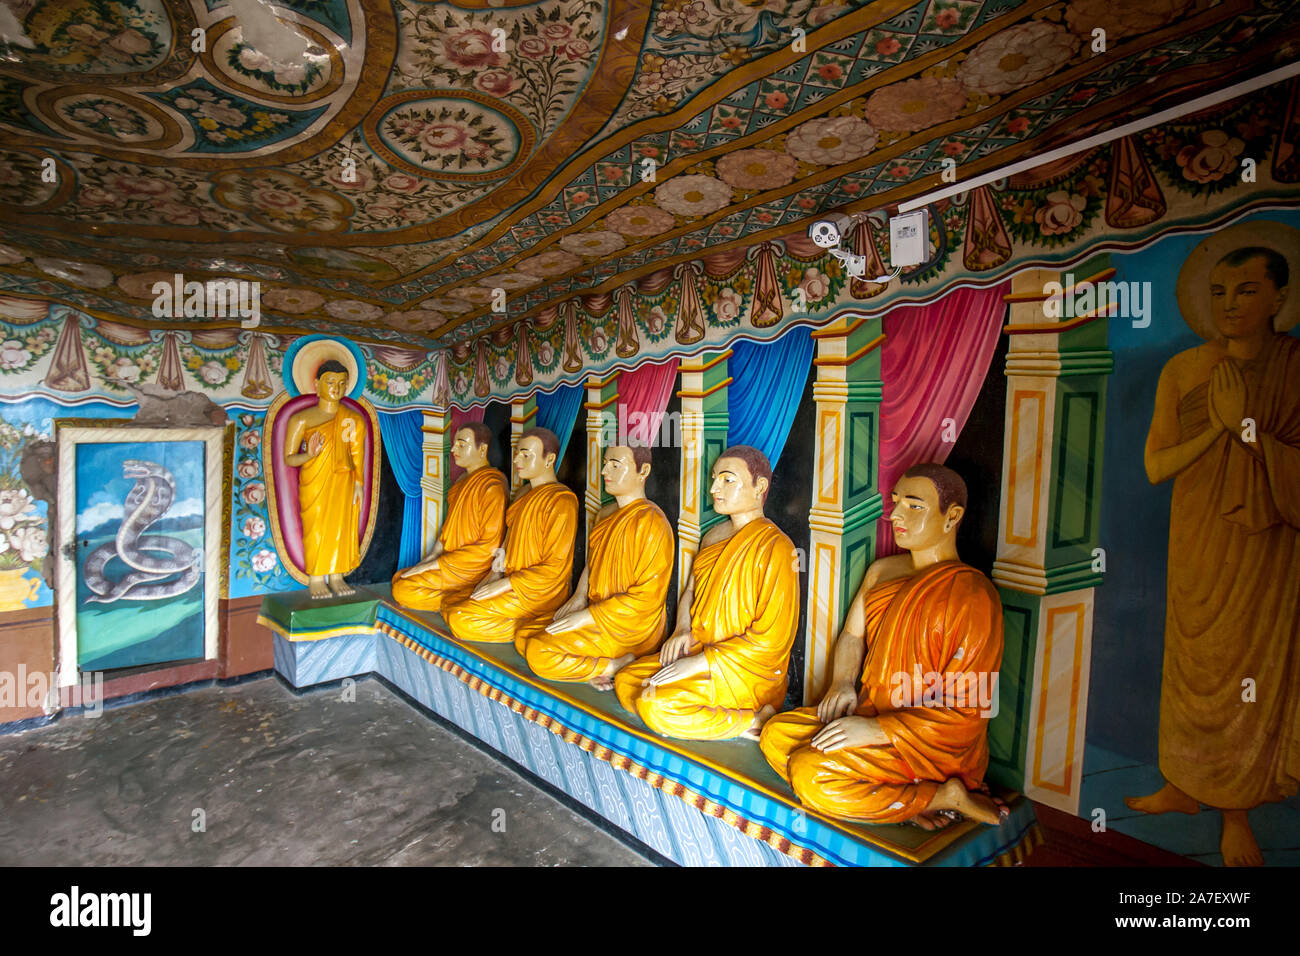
[391,422,508,611]
[524,443,675,689]
[614,445,799,741]
[282,360,366,600]
[759,463,1007,829]
[443,426,578,646]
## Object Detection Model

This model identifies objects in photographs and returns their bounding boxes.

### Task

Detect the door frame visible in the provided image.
[54,421,231,688]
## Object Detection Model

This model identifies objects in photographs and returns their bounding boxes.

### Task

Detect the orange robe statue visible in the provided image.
[615,518,798,740]
[444,482,578,644]
[760,561,1002,823]
[391,467,508,611]
[299,410,365,577]
[524,498,674,680]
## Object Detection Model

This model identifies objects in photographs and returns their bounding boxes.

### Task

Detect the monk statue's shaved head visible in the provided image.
[900,462,967,526]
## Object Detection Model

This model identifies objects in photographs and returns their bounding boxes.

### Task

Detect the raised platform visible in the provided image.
[259,586,1040,867]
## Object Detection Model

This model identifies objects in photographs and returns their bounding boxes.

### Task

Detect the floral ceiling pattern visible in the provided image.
[0,0,1297,350]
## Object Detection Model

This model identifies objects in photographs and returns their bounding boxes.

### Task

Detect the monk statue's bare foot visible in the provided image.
[308,576,331,600]
[927,778,1005,826]
[1221,810,1263,867]
[589,654,634,692]
[1125,782,1199,816]
[741,704,776,741]
[910,810,960,831]
[329,574,356,598]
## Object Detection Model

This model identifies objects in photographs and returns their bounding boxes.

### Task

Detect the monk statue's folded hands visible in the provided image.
[473,575,512,601]
[400,555,438,578]
[544,607,594,635]
[810,715,889,752]
[817,682,858,723]
[658,631,694,666]
[645,652,708,687]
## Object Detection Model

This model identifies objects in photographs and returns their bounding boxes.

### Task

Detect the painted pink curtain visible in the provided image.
[447,405,486,481]
[876,281,1010,556]
[616,358,679,446]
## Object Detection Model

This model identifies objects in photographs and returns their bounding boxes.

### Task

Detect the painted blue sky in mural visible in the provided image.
[75,442,205,536]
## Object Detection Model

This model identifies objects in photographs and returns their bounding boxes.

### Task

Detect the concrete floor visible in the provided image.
[0,677,650,867]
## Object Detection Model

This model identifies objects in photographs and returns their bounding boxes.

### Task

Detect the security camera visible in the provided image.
[807,215,868,277]
[805,213,899,284]
[808,220,841,248]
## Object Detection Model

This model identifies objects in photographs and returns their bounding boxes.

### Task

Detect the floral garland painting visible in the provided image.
[0,421,50,610]
[230,412,290,596]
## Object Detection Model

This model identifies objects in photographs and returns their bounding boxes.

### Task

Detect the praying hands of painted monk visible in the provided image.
[761,464,1007,829]
[392,424,507,612]
[615,446,799,741]
[524,445,674,690]
[283,361,366,600]
[444,427,578,646]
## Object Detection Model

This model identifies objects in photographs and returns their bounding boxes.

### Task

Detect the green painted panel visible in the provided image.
[1050,389,1099,551]
[841,532,872,602]
[987,594,1038,791]
[846,408,876,501]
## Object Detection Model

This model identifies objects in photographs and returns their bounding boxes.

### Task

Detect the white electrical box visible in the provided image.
[889,210,929,268]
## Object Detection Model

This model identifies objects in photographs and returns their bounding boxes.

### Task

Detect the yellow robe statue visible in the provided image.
[1156,336,1300,808]
[523,498,675,680]
[391,467,508,612]
[614,518,799,740]
[444,481,578,645]
[760,561,1002,823]
[299,410,365,576]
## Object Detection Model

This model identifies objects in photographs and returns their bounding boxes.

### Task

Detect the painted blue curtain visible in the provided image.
[727,326,815,468]
[535,382,585,464]
[377,409,425,567]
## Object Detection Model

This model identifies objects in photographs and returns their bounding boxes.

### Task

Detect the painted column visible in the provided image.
[420,406,453,556]
[583,372,619,544]
[675,350,731,595]
[509,395,537,492]
[803,315,885,704]
[989,257,1114,814]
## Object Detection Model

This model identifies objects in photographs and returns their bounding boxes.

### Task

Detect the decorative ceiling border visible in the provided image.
[437,73,1300,407]
[444,7,1281,343]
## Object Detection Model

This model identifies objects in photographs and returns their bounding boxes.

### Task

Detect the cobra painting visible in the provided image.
[83,460,202,603]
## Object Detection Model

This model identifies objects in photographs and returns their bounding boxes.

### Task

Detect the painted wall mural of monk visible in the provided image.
[1126,221,1300,866]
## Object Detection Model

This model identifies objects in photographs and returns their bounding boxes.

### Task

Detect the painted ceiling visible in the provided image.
[0,0,1297,351]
